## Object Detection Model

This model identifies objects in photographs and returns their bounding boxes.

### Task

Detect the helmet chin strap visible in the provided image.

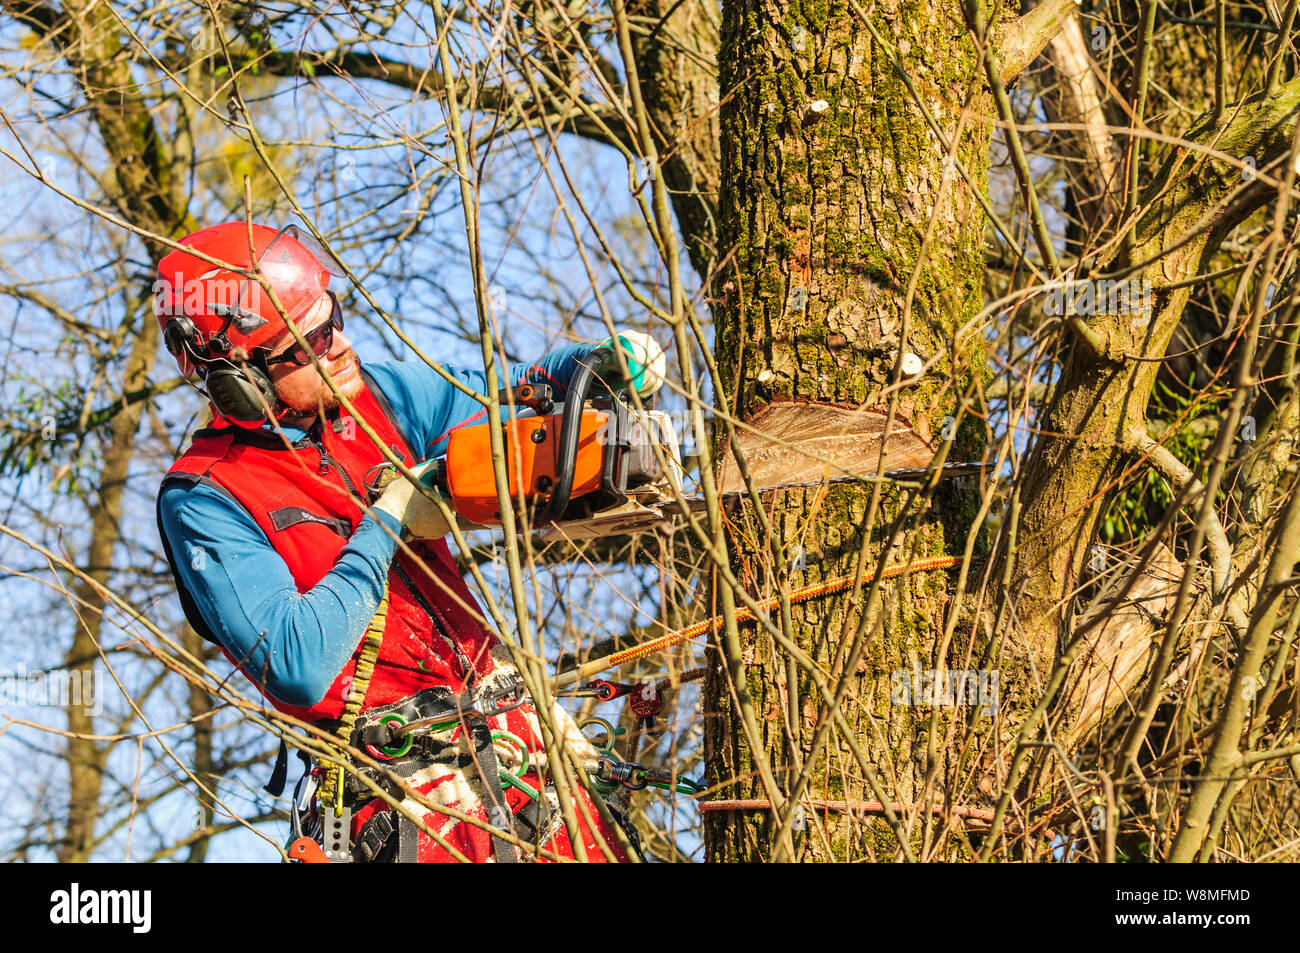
[271,385,348,433]
[272,403,324,432]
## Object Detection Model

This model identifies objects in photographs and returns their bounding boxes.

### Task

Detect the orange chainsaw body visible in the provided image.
[443,411,610,524]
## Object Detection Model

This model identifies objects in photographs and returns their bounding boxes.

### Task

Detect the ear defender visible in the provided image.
[162,314,201,364]
[205,359,278,425]
[164,316,278,425]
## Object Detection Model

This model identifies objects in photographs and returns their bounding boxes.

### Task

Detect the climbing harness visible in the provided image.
[355,678,528,761]
[285,582,529,864]
[282,528,967,858]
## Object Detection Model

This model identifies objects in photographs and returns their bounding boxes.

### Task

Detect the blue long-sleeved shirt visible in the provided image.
[158,345,593,707]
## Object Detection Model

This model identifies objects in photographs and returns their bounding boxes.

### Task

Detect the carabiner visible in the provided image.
[593,756,700,795]
[578,716,620,756]
[492,730,540,800]
[594,756,647,791]
[643,769,705,795]
[363,462,398,503]
[290,768,318,840]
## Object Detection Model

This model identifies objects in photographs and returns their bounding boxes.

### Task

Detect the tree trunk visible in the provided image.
[1011,78,1300,654]
[59,308,159,862]
[183,623,217,863]
[704,0,996,861]
[5,0,197,862]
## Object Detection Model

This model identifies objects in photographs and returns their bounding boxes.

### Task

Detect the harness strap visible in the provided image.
[352,677,526,750]
[319,583,390,838]
[313,584,523,862]
[397,814,419,862]
[265,737,291,797]
[348,713,525,863]
[465,714,519,864]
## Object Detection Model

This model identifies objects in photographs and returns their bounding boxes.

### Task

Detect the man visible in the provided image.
[154,221,654,862]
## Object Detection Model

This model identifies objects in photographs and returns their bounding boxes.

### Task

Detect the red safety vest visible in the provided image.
[160,372,497,724]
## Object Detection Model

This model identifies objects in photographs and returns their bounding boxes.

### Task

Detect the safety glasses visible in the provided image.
[263,292,344,367]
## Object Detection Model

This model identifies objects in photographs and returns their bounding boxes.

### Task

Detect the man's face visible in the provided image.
[262,293,363,414]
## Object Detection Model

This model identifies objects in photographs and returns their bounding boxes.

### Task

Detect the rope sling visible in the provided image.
[320,582,390,815]
[557,555,961,687]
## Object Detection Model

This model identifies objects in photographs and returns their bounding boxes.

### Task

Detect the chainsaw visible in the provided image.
[424,346,684,541]
[418,346,990,542]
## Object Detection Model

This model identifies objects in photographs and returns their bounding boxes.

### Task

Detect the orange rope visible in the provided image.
[556,555,959,687]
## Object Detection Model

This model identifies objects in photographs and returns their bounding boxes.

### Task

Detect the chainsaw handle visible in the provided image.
[549,346,617,520]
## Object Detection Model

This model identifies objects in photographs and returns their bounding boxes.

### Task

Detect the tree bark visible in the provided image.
[183,624,217,863]
[704,0,995,861]
[60,306,159,862]
[627,0,722,284]
[1011,77,1300,659]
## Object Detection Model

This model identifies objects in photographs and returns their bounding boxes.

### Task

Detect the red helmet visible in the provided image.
[155,222,342,376]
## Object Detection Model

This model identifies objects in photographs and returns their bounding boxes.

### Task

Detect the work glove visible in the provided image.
[596,330,666,399]
[371,461,454,540]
